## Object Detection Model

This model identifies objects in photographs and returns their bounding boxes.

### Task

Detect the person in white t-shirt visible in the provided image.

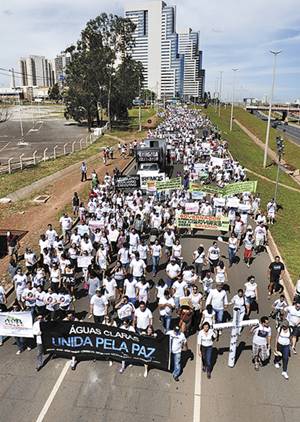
[136,277,150,303]
[284,302,300,353]
[134,302,153,333]
[159,289,175,332]
[130,252,146,281]
[274,320,292,379]
[207,242,220,273]
[59,213,73,242]
[33,314,45,371]
[197,322,217,379]
[172,277,188,309]
[150,240,162,276]
[166,258,181,288]
[124,277,138,306]
[167,326,187,381]
[103,276,117,306]
[89,288,108,323]
[164,229,176,256]
[205,284,228,323]
[244,276,258,316]
[251,316,271,370]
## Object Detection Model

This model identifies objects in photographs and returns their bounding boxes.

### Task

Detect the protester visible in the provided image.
[167,325,188,381]
[197,322,217,379]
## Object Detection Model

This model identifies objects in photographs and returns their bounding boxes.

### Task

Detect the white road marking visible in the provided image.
[0,141,10,151]
[193,339,202,422]
[35,361,70,422]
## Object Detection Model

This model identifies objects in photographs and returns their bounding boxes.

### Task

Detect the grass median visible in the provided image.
[232,106,300,171]
[205,106,300,281]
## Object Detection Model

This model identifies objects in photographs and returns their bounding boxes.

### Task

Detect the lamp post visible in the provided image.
[138,76,142,132]
[230,68,239,131]
[274,134,284,202]
[263,50,282,168]
[218,71,223,117]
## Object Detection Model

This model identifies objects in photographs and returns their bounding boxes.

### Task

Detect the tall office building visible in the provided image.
[54,52,72,84]
[19,55,54,87]
[178,29,205,100]
[125,0,183,99]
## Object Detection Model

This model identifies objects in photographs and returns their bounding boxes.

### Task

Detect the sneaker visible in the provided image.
[109,361,113,367]
[207,372,211,379]
[119,367,125,374]
[274,363,280,369]
[144,368,148,378]
[292,347,297,354]
[27,347,31,351]
[173,376,179,382]
[202,366,207,372]
[16,350,22,355]
[282,371,289,380]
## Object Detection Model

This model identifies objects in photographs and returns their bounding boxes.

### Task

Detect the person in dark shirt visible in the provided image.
[268,256,285,297]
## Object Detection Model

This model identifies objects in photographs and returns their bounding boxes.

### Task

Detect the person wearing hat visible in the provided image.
[274,320,292,380]
[167,325,188,381]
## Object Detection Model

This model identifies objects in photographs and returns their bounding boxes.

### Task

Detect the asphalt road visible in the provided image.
[0,105,89,164]
[252,110,300,145]
[0,162,299,422]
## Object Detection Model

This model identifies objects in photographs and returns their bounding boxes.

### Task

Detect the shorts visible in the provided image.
[245,296,255,306]
[291,325,300,338]
[252,343,269,362]
[244,249,252,259]
[115,279,125,290]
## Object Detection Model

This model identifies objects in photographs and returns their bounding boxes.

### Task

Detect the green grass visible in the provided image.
[0,136,117,198]
[205,106,300,281]
[206,107,299,189]
[233,106,300,171]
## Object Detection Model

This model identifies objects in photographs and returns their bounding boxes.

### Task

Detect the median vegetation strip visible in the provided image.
[205,106,300,281]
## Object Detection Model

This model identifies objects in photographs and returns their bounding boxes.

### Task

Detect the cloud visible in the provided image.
[0,0,299,100]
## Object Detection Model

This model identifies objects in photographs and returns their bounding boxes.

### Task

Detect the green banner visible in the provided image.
[156,177,182,192]
[176,214,229,231]
[223,181,257,196]
[189,181,257,196]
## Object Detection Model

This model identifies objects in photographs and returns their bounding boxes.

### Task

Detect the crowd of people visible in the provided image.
[0,106,299,382]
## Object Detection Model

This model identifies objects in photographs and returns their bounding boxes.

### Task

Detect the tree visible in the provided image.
[48,83,61,102]
[63,13,140,131]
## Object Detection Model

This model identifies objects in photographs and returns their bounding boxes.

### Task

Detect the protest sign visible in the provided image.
[191,191,204,200]
[185,202,199,213]
[115,175,140,190]
[156,177,182,192]
[226,197,240,208]
[88,221,103,232]
[41,321,170,371]
[176,214,229,231]
[77,256,92,269]
[136,149,159,162]
[0,312,33,338]
[223,181,257,196]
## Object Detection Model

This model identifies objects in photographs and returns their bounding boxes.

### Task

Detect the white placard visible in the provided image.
[0,312,33,338]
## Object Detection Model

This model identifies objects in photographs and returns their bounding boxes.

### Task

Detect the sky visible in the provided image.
[0,0,300,101]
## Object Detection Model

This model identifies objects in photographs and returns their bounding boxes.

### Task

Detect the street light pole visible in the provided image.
[230,68,239,131]
[274,134,284,202]
[138,76,142,132]
[263,50,281,168]
[218,71,223,117]
[18,93,24,139]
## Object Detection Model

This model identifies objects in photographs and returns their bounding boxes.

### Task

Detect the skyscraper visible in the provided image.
[178,29,206,100]
[125,0,183,99]
[54,52,72,84]
[19,55,54,87]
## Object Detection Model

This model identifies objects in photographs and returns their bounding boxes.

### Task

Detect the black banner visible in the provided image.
[136,149,159,162]
[41,321,170,371]
[114,175,140,189]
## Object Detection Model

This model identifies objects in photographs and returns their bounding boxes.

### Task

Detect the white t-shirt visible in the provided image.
[103,278,117,298]
[159,296,175,316]
[135,308,153,330]
[194,250,205,264]
[166,263,181,279]
[124,279,137,298]
[33,320,42,344]
[277,327,291,346]
[252,324,271,346]
[208,246,220,261]
[244,282,257,298]
[0,286,6,304]
[136,281,150,300]
[202,309,215,325]
[173,280,188,298]
[60,216,72,230]
[164,232,175,247]
[130,259,146,277]
[90,295,108,316]
[151,244,162,257]
[197,329,216,347]
[285,305,300,326]
[156,284,168,299]
[206,289,228,310]
[167,330,187,354]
